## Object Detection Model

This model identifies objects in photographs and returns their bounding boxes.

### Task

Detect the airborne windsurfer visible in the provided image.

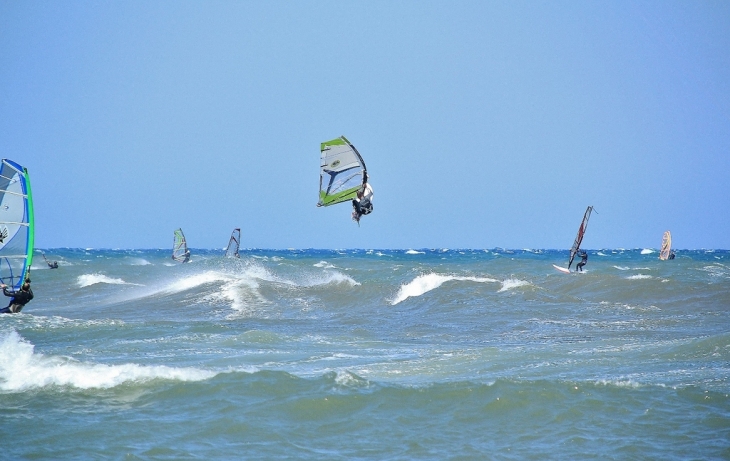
[352,181,373,223]
[0,279,33,314]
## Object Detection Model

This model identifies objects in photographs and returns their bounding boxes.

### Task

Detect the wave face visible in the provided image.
[7,248,730,459]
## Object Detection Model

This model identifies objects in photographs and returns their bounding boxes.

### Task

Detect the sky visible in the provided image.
[1,1,729,250]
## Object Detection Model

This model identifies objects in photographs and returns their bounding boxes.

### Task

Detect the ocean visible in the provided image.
[1,248,728,459]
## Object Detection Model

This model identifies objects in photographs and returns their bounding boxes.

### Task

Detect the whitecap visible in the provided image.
[77,274,137,288]
[640,249,655,255]
[405,250,425,255]
[498,278,532,292]
[626,274,652,280]
[391,274,498,305]
[313,261,336,269]
[0,331,216,391]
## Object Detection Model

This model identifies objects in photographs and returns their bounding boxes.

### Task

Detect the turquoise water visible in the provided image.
[1,249,729,459]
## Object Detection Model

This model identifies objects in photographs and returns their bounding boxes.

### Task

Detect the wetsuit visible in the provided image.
[0,286,33,314]
[576,252,588,272]
[352,183,374,219]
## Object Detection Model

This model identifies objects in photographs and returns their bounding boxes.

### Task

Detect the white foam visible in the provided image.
[313,261,336,269]
[613,266,630,271]
[0,331,216,391]
[77,274,136,288]
[391,274,499,305]
[498,278,532,292]
[405,250,425,255]
[298,271,360,288]
[640,249,655,255]
[164,271,235,293]
[627,274,652,280]
[597,252,607,256]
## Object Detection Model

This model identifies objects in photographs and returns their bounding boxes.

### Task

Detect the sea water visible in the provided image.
[1,249,728,459]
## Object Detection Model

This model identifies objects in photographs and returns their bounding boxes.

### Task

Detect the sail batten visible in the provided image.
[568,206,593,270]
[0,159,34,290]
[318,136,367,207]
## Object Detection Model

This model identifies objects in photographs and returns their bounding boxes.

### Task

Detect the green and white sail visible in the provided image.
[172,228,189,263]
[318,136,367,207]
[0,159,34,290]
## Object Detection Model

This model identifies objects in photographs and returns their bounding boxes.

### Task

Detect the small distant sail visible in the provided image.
[225,228,241,258]
[318,136,367,207]
[0,159,34,290]
[568,206,594,270]
[659,231,671,260]
[172,228,189,263]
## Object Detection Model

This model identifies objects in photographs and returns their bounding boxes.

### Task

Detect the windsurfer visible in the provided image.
[576,251,588,272]
[183,250,191,263]
[0,279,33,314]
[352,182,374,222]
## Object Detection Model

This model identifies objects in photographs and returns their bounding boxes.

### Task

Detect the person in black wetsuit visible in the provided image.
[0,279,33,314]
[576,251,588,272]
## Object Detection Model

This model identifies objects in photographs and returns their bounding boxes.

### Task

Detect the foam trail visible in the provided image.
[0,331,216,391]
[391,274,498,305]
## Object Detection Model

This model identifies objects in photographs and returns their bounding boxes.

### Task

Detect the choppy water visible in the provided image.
[2,248,729,459]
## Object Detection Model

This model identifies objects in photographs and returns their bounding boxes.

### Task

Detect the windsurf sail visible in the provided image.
[318,136,367,207]
[568,206,593,270]
[659,231,671,260]
[172,228,189,263]
[0,159,34,290]
[225,228,241,258]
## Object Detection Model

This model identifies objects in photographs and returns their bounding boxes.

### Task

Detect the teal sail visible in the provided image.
[0,159,34,290]
[318,136,367,207]
[172,228,189,263]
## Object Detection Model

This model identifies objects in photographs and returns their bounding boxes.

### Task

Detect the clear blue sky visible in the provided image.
[2,1,728,250]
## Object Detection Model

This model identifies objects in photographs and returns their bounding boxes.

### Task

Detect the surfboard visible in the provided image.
[552,264,570,274]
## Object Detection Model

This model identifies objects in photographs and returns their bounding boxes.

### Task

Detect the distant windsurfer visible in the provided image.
[0,279,33,314]
[183,249,191,263]
[669,250,676,260]
[576,251,588,272]
[49,261,59,269]
[351,180,373,223]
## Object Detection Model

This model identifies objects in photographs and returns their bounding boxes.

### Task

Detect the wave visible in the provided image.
[405,250,425,255]
[641,249,655,255]
[0,331,216,392]
[498,278,532,292]
[626,274,652,280]
[391,274,499,305]
[77,274,138,288]
[127,258,151,266]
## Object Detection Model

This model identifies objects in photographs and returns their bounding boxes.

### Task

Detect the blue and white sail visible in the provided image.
[0,159,34,290]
